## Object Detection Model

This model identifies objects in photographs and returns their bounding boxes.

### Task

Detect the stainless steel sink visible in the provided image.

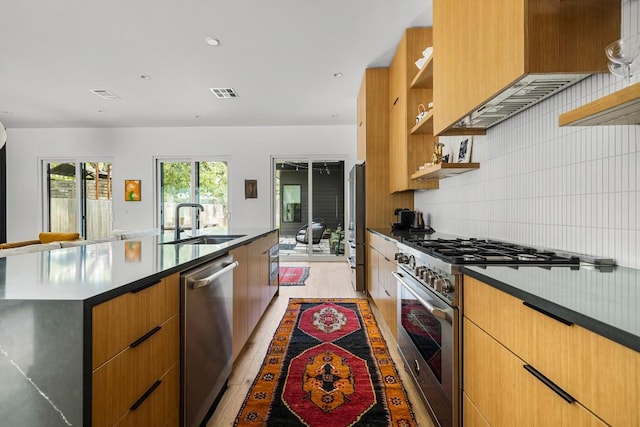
[162,235,246,245]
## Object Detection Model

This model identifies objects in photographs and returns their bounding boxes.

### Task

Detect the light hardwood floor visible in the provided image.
[207,261,435,427]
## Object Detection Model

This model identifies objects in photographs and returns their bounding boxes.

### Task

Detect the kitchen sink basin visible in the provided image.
[162,235,246,245]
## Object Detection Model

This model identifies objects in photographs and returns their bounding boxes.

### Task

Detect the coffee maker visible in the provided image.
[392,208,434,233]
[392,208,416,230]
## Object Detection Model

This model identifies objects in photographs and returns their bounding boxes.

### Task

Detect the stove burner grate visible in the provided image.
[404,238,581,266]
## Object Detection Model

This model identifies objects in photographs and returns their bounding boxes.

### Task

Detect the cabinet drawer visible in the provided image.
[464,319,606,426]
[369,233,397,261]
[93,273,179,369]
[92,314,179,427]
[113,362,180,427]
[464,276,639,426]
[463,392,489,427]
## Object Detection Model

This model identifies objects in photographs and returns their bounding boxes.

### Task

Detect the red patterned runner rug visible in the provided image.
[279,266,310,286]
[234,298,417,427]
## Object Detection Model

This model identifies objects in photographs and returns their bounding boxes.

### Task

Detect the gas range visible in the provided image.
[395,236,614,307]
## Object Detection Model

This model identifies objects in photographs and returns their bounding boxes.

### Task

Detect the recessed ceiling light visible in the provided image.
[140,75,151,80]
[195,115,202,119]
[98,110,107,114]
[333,72,343,78]
[331,114,339,118]
[205,37,220,46]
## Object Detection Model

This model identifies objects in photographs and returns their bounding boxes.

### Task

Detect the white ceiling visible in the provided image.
[0,1,432,129]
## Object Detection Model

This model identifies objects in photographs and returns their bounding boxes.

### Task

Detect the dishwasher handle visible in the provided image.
[190,261,239,289]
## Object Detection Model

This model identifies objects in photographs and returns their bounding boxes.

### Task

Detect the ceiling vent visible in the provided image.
[90,89,120,99]
[210,88,239,98]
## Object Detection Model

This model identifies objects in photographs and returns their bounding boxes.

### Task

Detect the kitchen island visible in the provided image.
[0,228,276,427]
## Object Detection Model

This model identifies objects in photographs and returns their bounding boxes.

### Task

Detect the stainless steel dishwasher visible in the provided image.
[181,254,238,427]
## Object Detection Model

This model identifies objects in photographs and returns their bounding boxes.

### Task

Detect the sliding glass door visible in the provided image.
[43,160,113,239]
[274,158,345,261]
[157,159,228,236]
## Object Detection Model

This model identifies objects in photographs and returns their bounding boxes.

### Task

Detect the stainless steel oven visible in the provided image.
[392,235,608,427]
[393,242,461,427]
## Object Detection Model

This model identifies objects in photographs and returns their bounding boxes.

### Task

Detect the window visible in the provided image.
[43,160,113,239]
[157,159,228,235]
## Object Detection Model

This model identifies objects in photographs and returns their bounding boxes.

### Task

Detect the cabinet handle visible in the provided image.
[393,272,448,320]
[523,365,576,404]
[130,380,162,411]
[393,97,399,106]
[522,301,573,326]
[130,279,162,294]
[130,325,162,348]
[384,289,391,297]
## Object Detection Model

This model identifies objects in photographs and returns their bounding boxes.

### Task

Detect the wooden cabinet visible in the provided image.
[92,274,180,427]
[463,276,639,426]
[388,28,438,192]
[234,231,279,360]
[357,68,414,227]
[464,318,606,426]
[433,0,620,135]
[367,231,398,338]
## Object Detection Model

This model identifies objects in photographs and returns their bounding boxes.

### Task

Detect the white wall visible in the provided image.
[6,125,355,241]
[415,1,640,268]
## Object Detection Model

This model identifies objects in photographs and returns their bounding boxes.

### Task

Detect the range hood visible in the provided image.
[451,73,588,130]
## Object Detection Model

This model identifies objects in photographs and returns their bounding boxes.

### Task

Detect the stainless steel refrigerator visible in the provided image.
[347,163,365,291]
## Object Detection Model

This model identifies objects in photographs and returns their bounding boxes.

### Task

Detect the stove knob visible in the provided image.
[415,266,426,277]
[419,268,430,281]
[427,271,438,287]
[394,253,408,263]
[436,278,454,293]
[408,255,416,269]
[434,277,444,292]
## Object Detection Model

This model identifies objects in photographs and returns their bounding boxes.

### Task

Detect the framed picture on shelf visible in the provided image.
[455,137,473,163]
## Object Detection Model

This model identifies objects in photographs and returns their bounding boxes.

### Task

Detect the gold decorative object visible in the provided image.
[432,141,445,165]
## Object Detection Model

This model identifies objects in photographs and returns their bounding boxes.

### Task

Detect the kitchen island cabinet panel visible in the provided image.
[92,314,179,427]
[247,231,278,333]
[464,275,639,426]
[92,273,179,370]
[112,362,180,427]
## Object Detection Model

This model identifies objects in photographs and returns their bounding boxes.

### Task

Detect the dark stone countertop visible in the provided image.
[0,227,276,303]
[368,227,639,353]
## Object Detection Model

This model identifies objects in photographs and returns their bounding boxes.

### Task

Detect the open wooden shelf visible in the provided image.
[559,81,640,126]
[410,55,433,89]
[411,162,480,180]
[410,110,434,134]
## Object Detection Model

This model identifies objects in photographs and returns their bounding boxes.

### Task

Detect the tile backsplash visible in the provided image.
[415,2,639,269]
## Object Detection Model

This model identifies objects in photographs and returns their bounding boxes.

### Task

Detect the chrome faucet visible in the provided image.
[175,203,204,240]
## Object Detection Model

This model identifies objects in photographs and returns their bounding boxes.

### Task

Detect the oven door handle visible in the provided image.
[393,272,448,320]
